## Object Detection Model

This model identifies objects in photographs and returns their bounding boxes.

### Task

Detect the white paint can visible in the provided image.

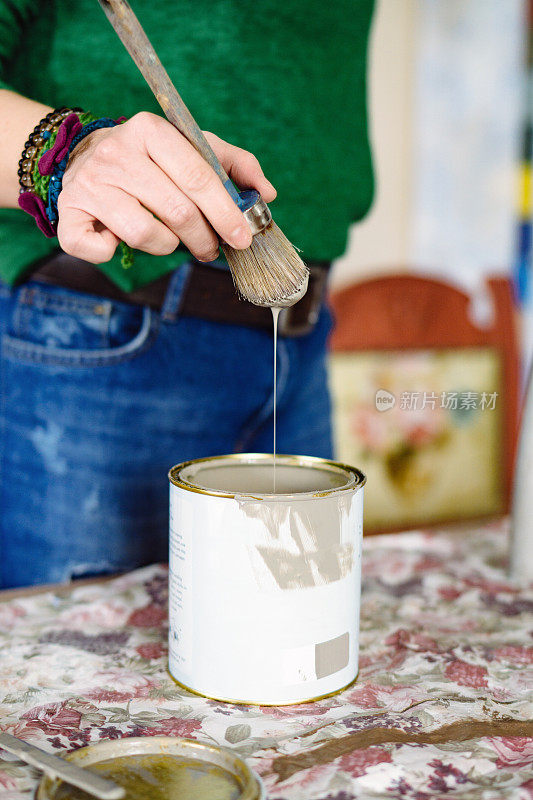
[168,453,365,705]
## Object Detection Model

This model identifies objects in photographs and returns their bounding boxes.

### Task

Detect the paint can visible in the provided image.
[168,453,366,705]
[36,736,265,800]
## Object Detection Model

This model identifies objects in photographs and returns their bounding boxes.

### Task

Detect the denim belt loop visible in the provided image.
[161,261,193,322]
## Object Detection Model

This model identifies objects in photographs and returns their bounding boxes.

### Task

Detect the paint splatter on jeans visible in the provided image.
[0,263,333,588]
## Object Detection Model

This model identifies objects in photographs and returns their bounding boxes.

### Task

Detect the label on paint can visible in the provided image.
[169,499,193,674]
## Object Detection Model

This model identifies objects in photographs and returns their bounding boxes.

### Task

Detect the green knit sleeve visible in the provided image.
[0,0,38,90]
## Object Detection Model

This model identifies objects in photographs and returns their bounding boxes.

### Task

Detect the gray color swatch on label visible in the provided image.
[315,631,350,679]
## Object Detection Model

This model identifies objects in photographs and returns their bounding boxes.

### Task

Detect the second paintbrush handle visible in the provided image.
[96,0,240,203]
[0,732,124,800]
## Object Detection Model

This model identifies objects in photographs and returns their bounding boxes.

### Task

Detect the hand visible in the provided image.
[57,112,277,264]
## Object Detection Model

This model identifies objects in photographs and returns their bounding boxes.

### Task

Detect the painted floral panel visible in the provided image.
[329,348,503,530]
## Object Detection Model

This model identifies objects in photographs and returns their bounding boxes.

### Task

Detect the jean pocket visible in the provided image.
[2,282,159,367]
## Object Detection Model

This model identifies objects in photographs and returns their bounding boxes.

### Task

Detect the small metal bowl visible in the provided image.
[36,736,265,800]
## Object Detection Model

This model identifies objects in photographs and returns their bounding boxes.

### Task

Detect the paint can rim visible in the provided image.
[168,452,366,500]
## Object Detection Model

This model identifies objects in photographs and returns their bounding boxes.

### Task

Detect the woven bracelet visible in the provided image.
[18,110,133,268]
[45,116,120,228]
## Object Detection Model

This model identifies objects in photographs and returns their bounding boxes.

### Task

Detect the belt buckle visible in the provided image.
[278,265,328,338]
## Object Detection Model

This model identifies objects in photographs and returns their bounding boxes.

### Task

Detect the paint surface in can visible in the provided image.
[52,755,243,800]
[168,454,365,705]
[181,461,352,494]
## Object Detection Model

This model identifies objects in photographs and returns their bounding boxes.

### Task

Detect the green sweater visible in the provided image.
[0,0,374,291]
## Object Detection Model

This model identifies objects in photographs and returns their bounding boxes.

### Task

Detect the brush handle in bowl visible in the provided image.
[0,732,124,800]
[96,0,240,204]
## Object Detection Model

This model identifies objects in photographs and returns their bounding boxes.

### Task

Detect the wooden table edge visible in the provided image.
[0,573,120,602]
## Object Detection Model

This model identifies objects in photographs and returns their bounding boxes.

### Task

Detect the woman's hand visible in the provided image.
[57,112,276,264]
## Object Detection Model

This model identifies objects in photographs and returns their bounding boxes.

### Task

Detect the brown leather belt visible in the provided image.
[26,251,329,338]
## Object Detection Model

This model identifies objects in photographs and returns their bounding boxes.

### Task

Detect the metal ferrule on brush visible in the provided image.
[223,182,309,308]
[221,183,271,237]
[230,187,272,235]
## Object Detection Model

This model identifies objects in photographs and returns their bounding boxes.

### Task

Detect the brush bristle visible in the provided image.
[222,221,309,307]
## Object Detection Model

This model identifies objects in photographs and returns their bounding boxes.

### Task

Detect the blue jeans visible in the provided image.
[0,262,333,588]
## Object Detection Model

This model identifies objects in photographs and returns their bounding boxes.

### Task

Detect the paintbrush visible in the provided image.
[0,732,124,800]
[96,0,309,308]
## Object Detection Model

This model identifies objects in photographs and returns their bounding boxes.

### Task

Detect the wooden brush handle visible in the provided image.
[96,0,238,202]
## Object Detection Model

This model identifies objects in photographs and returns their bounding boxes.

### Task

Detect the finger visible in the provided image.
[82,187,180,256]
[57,204,120,263]
[119,160,220,262]
[205,132,277,203]
[143,119,253,249]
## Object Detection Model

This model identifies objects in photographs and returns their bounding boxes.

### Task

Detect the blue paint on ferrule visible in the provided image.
[236,189,260,212]
[222,179,260,212]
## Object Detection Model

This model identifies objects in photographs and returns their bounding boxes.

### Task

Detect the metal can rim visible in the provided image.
[168,452,366,500]
[35,736,264,800]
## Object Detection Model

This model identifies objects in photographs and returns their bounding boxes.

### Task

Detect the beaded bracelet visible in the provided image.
[18,108,133,268]
[17,107,81,193]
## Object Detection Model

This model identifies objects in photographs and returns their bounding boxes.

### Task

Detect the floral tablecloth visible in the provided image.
[0,520,532,800]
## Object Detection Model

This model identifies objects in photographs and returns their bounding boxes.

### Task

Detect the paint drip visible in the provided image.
[271,307,281,492]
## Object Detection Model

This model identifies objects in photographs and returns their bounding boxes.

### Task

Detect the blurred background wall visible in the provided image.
[327,1,527,531]
[330,0,526,294]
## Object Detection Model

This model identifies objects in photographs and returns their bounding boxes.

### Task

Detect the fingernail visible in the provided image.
[201,250,219,263]
[230,226,252,249]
